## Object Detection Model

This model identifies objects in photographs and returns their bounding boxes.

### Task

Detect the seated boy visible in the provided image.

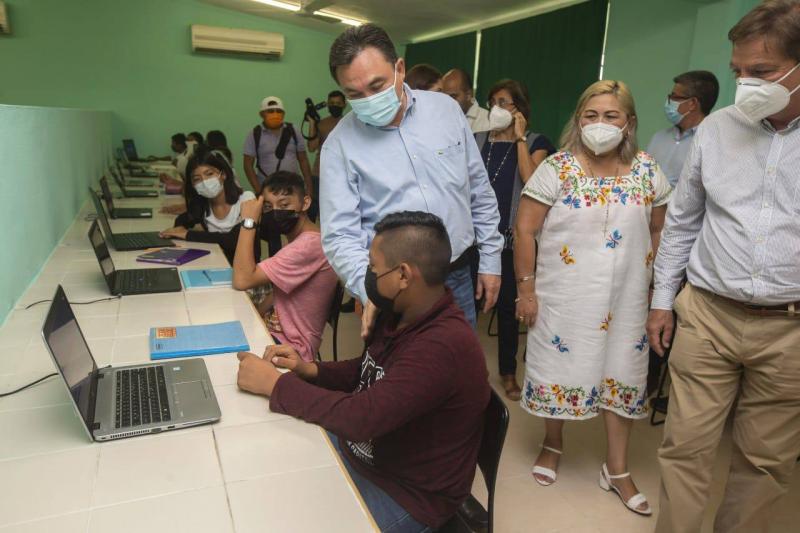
[236,211,491,531]
[232,171,338,362]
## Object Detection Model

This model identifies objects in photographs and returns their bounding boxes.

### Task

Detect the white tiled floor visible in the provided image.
[318,308,800,533]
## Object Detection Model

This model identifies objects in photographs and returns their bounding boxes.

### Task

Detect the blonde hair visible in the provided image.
[560,80,639,164]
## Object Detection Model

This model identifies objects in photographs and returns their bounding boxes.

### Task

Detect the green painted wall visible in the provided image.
[0,105,112,324]
[0,0,346,178]
[603,0,759,146]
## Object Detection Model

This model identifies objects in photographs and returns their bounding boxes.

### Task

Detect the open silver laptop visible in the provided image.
[42,285,221,441]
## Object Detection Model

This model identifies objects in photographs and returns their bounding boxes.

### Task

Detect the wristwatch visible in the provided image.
[516,137,526,143]
[242,218,256,230]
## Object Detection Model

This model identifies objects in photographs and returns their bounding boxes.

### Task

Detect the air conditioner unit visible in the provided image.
[0,2,10,35]
[191,25,284,60]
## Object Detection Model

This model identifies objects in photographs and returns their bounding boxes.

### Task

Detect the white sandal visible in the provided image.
[531,446,562,486]
[598,463,652,516]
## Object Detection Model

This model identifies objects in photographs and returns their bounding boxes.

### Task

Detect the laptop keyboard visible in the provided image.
[115,366,171,428]
[117,269,160,291]
[120,233,163,248]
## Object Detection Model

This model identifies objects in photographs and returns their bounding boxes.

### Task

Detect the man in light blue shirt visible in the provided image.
[646,71,719,187]
[320,24,503,333]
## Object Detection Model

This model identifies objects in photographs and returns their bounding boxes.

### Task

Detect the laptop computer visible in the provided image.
[112,163,158,195]
[99,177,152,219]
[122,139,142,162]
[88,188,175,251]
[42,285,220,442]
[88,220,181,295]
[119,142,159,177]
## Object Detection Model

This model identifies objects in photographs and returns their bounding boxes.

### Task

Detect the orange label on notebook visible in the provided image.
[155,327,177,339]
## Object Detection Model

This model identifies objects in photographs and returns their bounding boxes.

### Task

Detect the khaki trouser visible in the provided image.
[656,284,800,533]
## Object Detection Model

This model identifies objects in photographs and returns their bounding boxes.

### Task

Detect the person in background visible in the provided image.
[308,90,348,222]
[649,2,800,531]
[206,129,233,165]
[475,79,556,401]
[170,133,195,178]
[187,131,205,147]
[232,171,338,362]
[321,24,503,336]
[159,149,258,264]
[235,211,490,532]
[442,68,491,133]
[646,70,719,187]
[243,96,313,257]
[515,80,670,516]
[405,63,443,92]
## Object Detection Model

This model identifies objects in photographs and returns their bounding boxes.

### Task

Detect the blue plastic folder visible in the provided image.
[179,268,233,289]
[149,321,249,360]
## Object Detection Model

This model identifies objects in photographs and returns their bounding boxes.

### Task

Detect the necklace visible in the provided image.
[485,135,515,184]
[582,155,620,238]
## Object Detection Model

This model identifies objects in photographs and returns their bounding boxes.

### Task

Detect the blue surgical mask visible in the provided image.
[349,64,401,127]
[664,98,688,126]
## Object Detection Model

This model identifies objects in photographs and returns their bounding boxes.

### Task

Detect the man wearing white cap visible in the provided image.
[243,96,312,196]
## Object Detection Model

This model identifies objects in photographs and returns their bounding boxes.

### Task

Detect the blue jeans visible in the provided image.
[445,265,477,329]
[327,432,432,533]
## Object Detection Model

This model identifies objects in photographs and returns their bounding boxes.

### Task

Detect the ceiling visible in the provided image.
[201,0,588,43]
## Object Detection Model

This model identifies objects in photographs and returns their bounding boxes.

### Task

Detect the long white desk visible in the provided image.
[0,185,377,532]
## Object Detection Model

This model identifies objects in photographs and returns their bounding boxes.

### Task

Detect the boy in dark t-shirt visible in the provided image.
[236,211,491,531]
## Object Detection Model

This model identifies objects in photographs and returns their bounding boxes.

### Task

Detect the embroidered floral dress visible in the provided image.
[520,151,671,420]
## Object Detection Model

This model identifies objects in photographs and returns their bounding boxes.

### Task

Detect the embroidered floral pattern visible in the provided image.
[606,229,622,249]
[599,378,647,416]
[551,335,569,353]
[600,312,613,331]
[559,245,576,264]
[635,334,648,351]
[645,250,654,267]
[547,151,657,209]
[522,380,598,418]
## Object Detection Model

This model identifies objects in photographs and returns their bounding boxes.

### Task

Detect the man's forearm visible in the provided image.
[232,226,263,289]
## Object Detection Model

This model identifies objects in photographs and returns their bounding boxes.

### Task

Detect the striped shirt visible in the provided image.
[652,105,800,309]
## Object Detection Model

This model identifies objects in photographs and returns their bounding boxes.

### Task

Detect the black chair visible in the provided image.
[650,351,671,426]
[318,283,345,362]
[439,389,510,533]
[486,308,527,337]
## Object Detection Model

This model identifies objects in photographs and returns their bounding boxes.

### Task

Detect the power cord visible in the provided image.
[0,373,58,398]
[20,295,121,310]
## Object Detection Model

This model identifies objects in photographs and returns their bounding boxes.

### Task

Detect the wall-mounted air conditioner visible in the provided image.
[0,2,10,35]
[191,25,284,60]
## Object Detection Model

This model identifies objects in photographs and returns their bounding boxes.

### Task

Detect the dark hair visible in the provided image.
[445,68,473,92]
[262,170,307,198]
[183,148,243,220]
[373,211,451,286]
[406,64,442,90]
[729,0,800,62]
[327,90,346,101]
[329,24,398,83]
[187,131,204,144]
[206,130,228,149]
[673,70,720,115]
[487,79,531,121]
[171,133,187,146]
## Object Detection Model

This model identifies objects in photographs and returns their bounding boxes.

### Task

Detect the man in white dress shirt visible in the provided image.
[648,1,800,531]
[442,68,491,133]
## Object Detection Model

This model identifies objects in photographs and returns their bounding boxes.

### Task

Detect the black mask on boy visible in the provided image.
[364,265,401,313]
[265,209,300,235]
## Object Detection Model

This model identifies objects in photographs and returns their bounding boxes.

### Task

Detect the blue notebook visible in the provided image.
[180,268,233,289]
[149,321,250,360]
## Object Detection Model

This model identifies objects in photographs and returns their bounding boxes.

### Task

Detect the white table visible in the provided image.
[0,188,377,532]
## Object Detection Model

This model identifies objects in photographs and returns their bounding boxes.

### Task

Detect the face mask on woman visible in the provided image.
[581,122,627,156]
[194,175,223,199]
[488,105,514,131]
[735,62,800,123]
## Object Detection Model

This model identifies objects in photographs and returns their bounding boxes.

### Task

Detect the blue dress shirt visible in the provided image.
[646,125,696,187]
[319,84,503,303]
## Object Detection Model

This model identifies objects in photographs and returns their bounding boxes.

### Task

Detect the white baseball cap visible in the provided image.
[260,96,285,112]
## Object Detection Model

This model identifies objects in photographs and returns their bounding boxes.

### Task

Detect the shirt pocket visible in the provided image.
[432,142,468,190]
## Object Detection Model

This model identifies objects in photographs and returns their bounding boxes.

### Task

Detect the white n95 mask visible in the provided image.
[581,122,627,156]
[488,105,513,131]
[195,177,223,199]
[735,62,800,123]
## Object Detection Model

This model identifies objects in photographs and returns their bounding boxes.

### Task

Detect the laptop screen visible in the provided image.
[88,188,114,238]
[42,286,98,433]
[87,220,116,286]
[122,139,139,161]
[99,177,115,211]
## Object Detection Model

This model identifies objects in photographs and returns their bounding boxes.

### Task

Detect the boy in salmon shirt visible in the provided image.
[232,171,338,361]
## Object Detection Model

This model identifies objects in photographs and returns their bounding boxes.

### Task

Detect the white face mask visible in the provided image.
[581,122,627,156]
[735,62,800,123]
[488,105,513,131]
[194,176,223,199]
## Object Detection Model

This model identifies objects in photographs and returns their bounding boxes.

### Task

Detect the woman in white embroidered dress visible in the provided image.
[513,80,671,516]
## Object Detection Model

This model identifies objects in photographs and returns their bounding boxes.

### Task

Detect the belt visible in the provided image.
[697,287,800,317]
[450,246,477,273]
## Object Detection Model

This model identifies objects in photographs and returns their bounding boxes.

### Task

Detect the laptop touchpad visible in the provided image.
[172,380,209,418]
